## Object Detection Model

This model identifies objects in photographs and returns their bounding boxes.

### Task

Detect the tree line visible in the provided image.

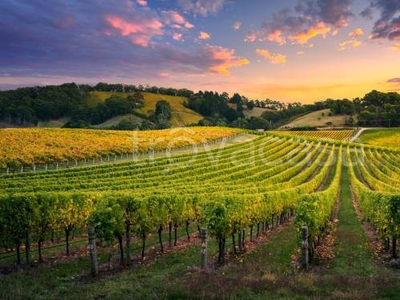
[1,81,399,130]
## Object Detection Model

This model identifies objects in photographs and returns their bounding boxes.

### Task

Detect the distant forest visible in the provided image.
[0,82,399,130]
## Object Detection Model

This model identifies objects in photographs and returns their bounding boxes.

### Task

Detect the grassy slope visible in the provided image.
[88,91,203,127]
[92,114,143,129]
[357,128,400,149]
[284,109,354,128]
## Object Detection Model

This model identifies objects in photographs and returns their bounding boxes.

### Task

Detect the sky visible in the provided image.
[0,0,399,103]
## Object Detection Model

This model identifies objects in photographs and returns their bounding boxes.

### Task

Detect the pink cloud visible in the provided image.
[205,45,249,75]
[266,29,285,45]
[173,33,183,41]
[131,36,150,47]
[349,28,363,37]
[233,21,241,30]
[199,31,211,40]
[162,10,194,29]
[105,15,163,47]
[157,72,174,79]
[289,22,331,45]
[52,15,75,30]
[338,40,362,50]
[255,48,287,64]
[136,0,147,6]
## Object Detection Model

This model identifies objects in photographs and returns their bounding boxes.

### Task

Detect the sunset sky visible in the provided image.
[0,0,399,103]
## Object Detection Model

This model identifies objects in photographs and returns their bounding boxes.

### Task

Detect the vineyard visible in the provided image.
[1,127,400,298]
[0,127,243,169]
[274,129,355,141]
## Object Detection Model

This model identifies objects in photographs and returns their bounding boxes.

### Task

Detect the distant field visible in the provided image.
[274,130,355,141]
[87,91,203,126]
[37,117,70,128]
[284,109,355,128]
[357,128,400,149]
[0,127,243,168]
[92,114,143,129]
[227,103,272,118]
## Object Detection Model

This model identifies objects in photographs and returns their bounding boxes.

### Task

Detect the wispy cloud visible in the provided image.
[338,40,362,50]
[391,44,400,50]
[256,49,287,64]
[198,31,211,40]
[177,0,225,17]
[387,77,400,91]
[233,21,241,30]
[244,31,257,42]
[162,10,194,29]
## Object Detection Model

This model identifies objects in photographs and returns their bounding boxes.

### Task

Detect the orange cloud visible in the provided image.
[296,51,305,55]
[266,29,285,45]
[391,44,400,50]
[338,40,362,50]
[105,15,163,47]
[349,28,363,37]
[289,22,331,45]
[199,31,211,40]
[206,45,249,75]
[256,48,287,64]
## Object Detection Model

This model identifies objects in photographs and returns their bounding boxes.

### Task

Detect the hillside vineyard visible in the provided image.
[1,133,400,263]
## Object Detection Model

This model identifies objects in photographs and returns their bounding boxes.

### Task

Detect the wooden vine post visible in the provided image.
[301,226,309,270]
[88,226,98,276]
[200,228,208,269]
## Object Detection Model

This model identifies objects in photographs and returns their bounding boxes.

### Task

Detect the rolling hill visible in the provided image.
[87,91,203,127]
[282,109,356,128]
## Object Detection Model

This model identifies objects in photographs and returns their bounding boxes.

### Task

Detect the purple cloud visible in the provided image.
[387,78,400,83]
[367,0,400,40]
[177,0,225,17]
[295,0,354,28]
